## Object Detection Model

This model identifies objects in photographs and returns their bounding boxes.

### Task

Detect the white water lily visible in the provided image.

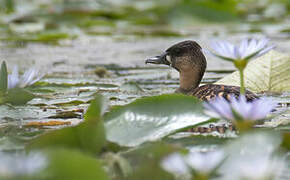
[204,96,277,121]
[161,150,224,176]
[7,66,43,89]
[206,38,275,61]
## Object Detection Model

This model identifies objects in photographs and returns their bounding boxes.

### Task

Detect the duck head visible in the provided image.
[146,40,207,92]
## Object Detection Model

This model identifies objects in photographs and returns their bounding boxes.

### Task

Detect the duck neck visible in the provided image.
[178,68,204,93]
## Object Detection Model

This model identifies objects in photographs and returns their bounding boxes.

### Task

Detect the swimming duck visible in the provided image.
[145,40,257,101]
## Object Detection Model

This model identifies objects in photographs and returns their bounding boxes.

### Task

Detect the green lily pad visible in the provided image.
[104,94,211,147]
[216,51,290,93]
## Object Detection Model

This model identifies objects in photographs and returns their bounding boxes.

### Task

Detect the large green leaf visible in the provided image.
[27,95,107,154]
[104,94,211,147]
[0,61,8,93]
[216,51,290,93]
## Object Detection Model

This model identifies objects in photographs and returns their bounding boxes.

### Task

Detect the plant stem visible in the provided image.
[239,69,245,94]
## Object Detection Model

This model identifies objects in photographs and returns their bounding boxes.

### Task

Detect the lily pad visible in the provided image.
[216,51,290,93]
[104,94,212,147]
[5,88,35,105]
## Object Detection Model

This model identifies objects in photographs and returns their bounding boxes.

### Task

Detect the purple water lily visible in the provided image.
[205,38,275,61]
[203,38,275,95]
[204,96,277,121]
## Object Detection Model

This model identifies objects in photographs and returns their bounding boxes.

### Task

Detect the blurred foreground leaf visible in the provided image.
[122,143,183,180]
[103,153,133,180]
[27,95,107,154]
[41,149,109,180]
[0,149,108,180]
[105,94,211,147]
[217,51,290,93]
[220,131,285,179]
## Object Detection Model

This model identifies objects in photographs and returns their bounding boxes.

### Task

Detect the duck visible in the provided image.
[145,40,257,101]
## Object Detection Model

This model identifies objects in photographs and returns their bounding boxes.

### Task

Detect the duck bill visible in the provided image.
[145,52,169,65]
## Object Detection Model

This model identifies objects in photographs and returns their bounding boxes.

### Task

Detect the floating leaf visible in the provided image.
[27,95,107,154]
[0,61,8,93]
[216,51,290,93]
[120,82,144,93]
[104,94,211,147]
[5,88,35,105]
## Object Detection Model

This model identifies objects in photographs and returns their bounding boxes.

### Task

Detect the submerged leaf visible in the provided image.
[104,94,211,147]
[216,51,290,93]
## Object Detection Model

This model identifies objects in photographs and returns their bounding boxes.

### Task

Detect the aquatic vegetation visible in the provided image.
[206,38,275,94]
[0,61,42,105]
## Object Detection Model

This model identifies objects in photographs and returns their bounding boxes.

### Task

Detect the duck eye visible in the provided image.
[166,55,172,64]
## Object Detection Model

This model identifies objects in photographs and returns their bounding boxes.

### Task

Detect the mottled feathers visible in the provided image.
[190,84,257,101]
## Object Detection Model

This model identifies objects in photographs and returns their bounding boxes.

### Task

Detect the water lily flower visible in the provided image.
[204,95,277,122]
[206,38,275,62]
[204,38,275,94]
[161,150,224,177]
[7,66,43,89]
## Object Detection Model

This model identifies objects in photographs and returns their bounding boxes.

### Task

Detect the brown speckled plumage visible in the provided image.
[190,84,257,102]
[146,40,258,102]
